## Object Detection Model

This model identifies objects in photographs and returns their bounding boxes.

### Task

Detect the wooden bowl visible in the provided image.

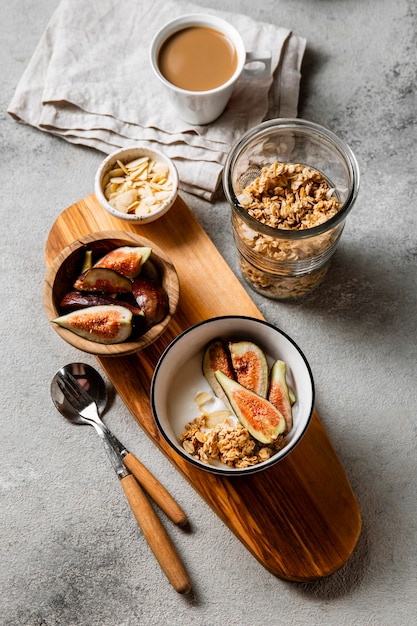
[44,231,180,356]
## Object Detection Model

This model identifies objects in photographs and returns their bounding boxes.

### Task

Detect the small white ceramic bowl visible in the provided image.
[151,315,315,475]
[94,146,179,224]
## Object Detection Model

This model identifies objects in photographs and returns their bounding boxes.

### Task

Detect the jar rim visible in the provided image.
[223,118,360,240]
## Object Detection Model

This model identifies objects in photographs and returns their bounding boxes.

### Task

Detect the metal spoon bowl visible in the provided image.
[51,362,107,425]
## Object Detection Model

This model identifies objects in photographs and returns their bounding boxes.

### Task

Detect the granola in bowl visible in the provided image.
[179,392,286,469]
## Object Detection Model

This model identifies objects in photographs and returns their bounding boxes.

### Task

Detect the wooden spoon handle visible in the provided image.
[120,473,191,594]
[123,452,187,526]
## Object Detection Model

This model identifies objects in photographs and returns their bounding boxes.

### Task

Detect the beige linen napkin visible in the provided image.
[8,0,306,200]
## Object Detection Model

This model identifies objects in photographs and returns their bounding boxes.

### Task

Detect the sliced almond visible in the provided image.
[103,155,174,216]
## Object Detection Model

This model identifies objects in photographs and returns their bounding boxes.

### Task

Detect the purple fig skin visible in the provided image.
[140,258,160,282]
[132,276,169,327]
[60,291,144,316]
[73,267,132,294]
[202,339,235,410]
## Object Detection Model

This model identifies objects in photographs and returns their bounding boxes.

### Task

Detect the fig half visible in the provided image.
[94,246,152,278]
[202,339,235,409]
[60,291,144,316]
[268,360,293,434]
[81,249,93,272]
[132,276,168,327]
[73,268,132,294]
[214,371,286,444]
[228,341,269,397]
[52,305,133,344]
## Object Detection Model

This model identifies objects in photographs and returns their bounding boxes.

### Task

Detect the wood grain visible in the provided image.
[120,473,191,594]
[45,194,361,581]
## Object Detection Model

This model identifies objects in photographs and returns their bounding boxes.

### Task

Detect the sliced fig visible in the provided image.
[132,276,168,327]
[229,341,269,397]
[202,339,235,408]
[214,371,286,444]
[52,305,133,344]
[73,268,132,294]
[94,246,152,279]
[140,258,161,283]
[268,360,293,434]
[130,312,148,339]
[81,249,93,273]
[60,291,144,316]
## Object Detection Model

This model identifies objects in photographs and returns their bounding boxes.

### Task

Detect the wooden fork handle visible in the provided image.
[120,474,192,594]
[123,452,187,526]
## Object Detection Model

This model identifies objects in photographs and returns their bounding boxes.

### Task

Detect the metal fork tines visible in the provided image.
[56,370,127,455]
[56,370,96,414]
[57,369,129,478]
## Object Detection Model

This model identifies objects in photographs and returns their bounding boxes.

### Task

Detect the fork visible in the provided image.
[58,370,187,526]
[55,370,191,594]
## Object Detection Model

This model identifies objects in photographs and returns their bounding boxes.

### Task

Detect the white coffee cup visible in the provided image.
[149,14,272,125]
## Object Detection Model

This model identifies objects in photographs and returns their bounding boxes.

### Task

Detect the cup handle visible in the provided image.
[242,51,272,79]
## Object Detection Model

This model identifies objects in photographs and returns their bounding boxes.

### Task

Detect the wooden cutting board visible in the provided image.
[45,193,361,582]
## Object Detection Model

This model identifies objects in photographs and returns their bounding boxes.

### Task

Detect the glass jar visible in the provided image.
[223,118,360,300]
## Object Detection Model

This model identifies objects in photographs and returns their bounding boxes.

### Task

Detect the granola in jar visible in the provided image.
[238,161,341,230]
[224,119,360,300]
[232,161,344,299]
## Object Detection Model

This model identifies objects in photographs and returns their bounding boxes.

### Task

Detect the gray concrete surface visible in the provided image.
[1,0,416,625]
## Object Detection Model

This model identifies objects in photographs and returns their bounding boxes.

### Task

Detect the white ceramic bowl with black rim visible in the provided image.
[150,315,314,476]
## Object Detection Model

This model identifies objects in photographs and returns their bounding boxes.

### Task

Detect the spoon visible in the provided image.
[51,363,187,526]
[51,363,191,594]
